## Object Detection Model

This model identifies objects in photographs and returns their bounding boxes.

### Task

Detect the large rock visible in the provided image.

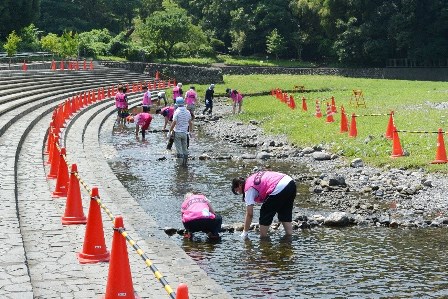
[323,212,351,227]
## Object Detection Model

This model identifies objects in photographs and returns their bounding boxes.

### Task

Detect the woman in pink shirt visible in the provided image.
[181,192,222,239]
[231,171,296,239]
[134,106,153,139]
[226,88,244,114]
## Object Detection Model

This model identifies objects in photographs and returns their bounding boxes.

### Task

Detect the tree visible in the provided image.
[137,7,191,59]
[3,31,22,68]
[266,29,286,60]
[0,0,41,40]
[229,30,246,56]
[19,24,42,51]
[40,33,60,57]
[59,31,79,58]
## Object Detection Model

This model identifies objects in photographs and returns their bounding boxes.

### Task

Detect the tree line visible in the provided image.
[1,0,447,66]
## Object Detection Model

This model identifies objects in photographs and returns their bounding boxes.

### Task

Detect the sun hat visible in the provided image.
[175,97,185,106]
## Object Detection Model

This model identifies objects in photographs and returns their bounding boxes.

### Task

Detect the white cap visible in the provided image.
[177,83,182,87]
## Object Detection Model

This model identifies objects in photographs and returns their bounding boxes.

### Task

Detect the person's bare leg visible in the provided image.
[282,222,293,235]
[259,225,270,238]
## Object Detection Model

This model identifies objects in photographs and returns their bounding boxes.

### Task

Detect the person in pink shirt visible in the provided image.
[231,171,296,239]
[115,85,129,125]
[185,85,198,119]
[181,192,222,239]
[172,83,183,104]
[226,88,244,114]
[134,106,153,139]
[141,85,152,111]
[155,106,175,130]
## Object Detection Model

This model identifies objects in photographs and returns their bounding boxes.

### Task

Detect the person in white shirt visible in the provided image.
[169,97,192,165]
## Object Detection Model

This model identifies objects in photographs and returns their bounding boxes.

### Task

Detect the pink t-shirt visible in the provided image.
[181,194,215,223]
[230,91,243,103]
[134,112,152,130]
[142,91,152,106]
[115,92,128,109]
[185,89,197,105]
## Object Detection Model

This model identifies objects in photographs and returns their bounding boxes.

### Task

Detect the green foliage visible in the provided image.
[229,30,246,56]
[137,7,191,59]
[4,31,22,57]
[19,24,42,51]
[266,29,286,60]
[59,31,79,58]
[0,1,40,40]
[40,33,60,56]
[79,29,113,57]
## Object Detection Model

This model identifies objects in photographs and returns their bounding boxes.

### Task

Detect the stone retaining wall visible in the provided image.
[219,66,448,82]
[100,61,224,84]
[100,61,448,83]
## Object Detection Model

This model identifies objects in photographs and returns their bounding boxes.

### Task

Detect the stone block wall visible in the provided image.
[100,61,224,85]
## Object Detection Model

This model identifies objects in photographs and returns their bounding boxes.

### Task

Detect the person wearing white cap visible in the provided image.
[202,84,215,115]
[169,97,192,165]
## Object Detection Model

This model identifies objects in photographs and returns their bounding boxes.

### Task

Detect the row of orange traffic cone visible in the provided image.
[46,86,188,298]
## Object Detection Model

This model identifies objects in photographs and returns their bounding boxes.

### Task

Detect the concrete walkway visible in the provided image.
[0,69,233,298]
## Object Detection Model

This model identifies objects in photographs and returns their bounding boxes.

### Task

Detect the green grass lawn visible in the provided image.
[211,75,448,172]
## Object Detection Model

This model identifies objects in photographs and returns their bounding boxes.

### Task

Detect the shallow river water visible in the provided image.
[101,115,448,299]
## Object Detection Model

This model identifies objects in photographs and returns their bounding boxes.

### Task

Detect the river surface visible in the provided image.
[101,114,448,299]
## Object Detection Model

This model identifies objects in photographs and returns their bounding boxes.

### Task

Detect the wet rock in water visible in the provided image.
[164,227,178,236]
[256,151,272,160]
[323,212,351,227]
[199,153,211,160]
[157,156,167,161]
[241,153,257,159]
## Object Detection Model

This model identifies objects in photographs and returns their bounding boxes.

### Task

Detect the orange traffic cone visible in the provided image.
[22,60,27,71]
[77,187,110,263]
[89,60,94,70]
[431,128,447,164]
[103,215,139,299]
[155,70,160,80]
[340,106,348,133]
[47,138,60,179]
[330,96,337,113]
[60,60,64,71]
[51,60,56,70]
[390,126,404,158]
[62,164,87,225]
[288,95,296,109]
[315,100,322,118]
[83,59,87,70]
[52,147,69,197]
[176,283,189,299]
[385,111,394,140]
[348,113,357,138]
[325,103,334,123]
[301,96,307,111]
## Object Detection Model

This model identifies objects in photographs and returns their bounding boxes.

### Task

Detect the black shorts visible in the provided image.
[183,215,222,235]
[118,108,129,118]
[259,180,296,226]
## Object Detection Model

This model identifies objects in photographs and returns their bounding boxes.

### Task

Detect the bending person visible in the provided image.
[231,171,296,239]
[181,192,222,239]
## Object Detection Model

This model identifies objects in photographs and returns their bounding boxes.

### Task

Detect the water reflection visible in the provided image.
[103,116,448,299]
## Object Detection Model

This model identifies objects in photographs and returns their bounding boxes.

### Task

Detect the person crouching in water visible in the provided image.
[231,171,296,239]
[134,106,153,140]
[181,192,222,240]
[169,97,192,165]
